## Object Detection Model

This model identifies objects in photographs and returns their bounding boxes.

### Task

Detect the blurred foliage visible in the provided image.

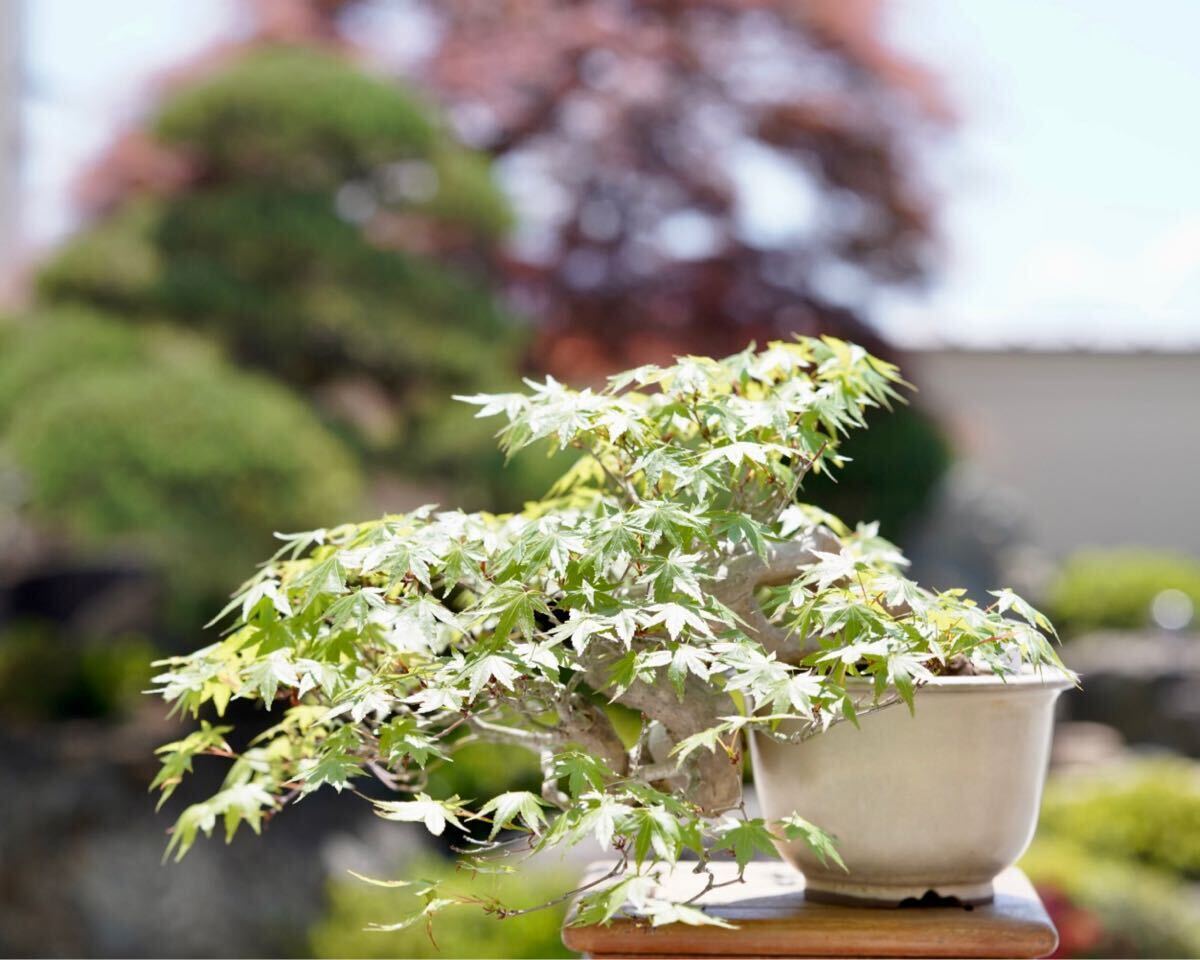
[1038,760,1200,879]
[0,618,154,721]
[37,45,530,507]
[156,46,436,187]
[1023,838,1200,959]
[423,0,950,376]
[0,307,216,426]
[1049,549,1200,635]
[1023,759,1200,958]
[801,403,951,539]
[153,46,510,233]
[34,205,164,317]
[42,191,518,398]
[310,857,577,959]
[2,327,361,600]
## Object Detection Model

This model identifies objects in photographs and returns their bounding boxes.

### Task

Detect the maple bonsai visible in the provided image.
[153,338,1063,929]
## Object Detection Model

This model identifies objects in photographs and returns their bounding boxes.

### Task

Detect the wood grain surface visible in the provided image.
[561,860,1058,958]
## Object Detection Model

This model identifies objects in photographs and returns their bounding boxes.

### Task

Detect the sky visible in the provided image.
[13,0,1200,348]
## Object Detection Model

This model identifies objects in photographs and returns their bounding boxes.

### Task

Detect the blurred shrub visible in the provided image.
[310,857,577,959]
[0,618,154,721]
[154,46,510,233]
[1049,549,1200,635]
[36,201,163,313]
[37,45,531,509]
[0,307,216,426]
[1022,837,1200,959]
[800,403,951,539]
[1023,759,1200,958]
[1038,759,1200,879]
[3,348,361,600]
[156,46,435,186]
[39,191,519,414]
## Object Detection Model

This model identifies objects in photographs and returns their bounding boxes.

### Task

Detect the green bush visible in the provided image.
[35,201,163,313]
[310,857,578,959]
[1023,759,1200,957]
[0,307,216,427]
[1050,549,1200,635]
[153,45,509,231]
[1022,837,1200,959]
[36,45,527,506]
[1038,759,1200,879]
[156,48,432,184]
[4,357,361,596]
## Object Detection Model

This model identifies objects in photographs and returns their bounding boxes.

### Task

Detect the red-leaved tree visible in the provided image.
[419,0,951,377]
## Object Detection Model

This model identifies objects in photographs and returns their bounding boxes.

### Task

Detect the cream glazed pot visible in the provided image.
[750,672,1073,906]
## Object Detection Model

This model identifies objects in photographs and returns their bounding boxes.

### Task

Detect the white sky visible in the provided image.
[14,0,1200,348]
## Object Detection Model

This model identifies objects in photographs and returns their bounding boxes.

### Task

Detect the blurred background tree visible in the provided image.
[420,0,951,379]
[37,42,544,510]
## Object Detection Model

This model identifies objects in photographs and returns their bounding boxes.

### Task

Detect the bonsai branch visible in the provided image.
[711,526,841,660]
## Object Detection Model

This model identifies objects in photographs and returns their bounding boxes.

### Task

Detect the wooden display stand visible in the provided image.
[562,861,1058,959]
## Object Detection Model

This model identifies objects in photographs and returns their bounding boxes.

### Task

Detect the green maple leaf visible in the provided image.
[779,814,847,872]
[714,818,779,870]
[476,791,548,838]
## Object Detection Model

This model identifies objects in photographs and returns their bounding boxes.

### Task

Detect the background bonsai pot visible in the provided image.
[751,672,1074,906]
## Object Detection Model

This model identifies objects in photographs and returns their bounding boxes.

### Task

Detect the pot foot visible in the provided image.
[804,878,995,909]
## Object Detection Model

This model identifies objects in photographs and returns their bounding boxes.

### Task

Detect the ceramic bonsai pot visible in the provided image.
[750,672,1073,906]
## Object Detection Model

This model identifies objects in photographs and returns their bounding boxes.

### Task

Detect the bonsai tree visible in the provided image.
[152,338,1064,929]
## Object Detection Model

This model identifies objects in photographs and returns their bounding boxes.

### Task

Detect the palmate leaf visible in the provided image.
[165,782,276,861]
[553,751,612,797]
[646,602,712,641]
[642,549,706,603]
[378,716,448,767]
[241,649,299,705]
[644,901,736,929]
[150,720,233,807]
[476,790,548,838]
[366,895,459,934]
[713,818,779,870]
[485,583,552,641]
[669,723,733,764]
[373,794,469,837]
[570,875,658,927]
[628,805,685,864]
[669,643,711,686]
[779,814,847,872]
[292,554,347,610]
[462,652,521,698]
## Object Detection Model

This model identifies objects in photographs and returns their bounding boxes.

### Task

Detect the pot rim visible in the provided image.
[843,667,1076,693]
